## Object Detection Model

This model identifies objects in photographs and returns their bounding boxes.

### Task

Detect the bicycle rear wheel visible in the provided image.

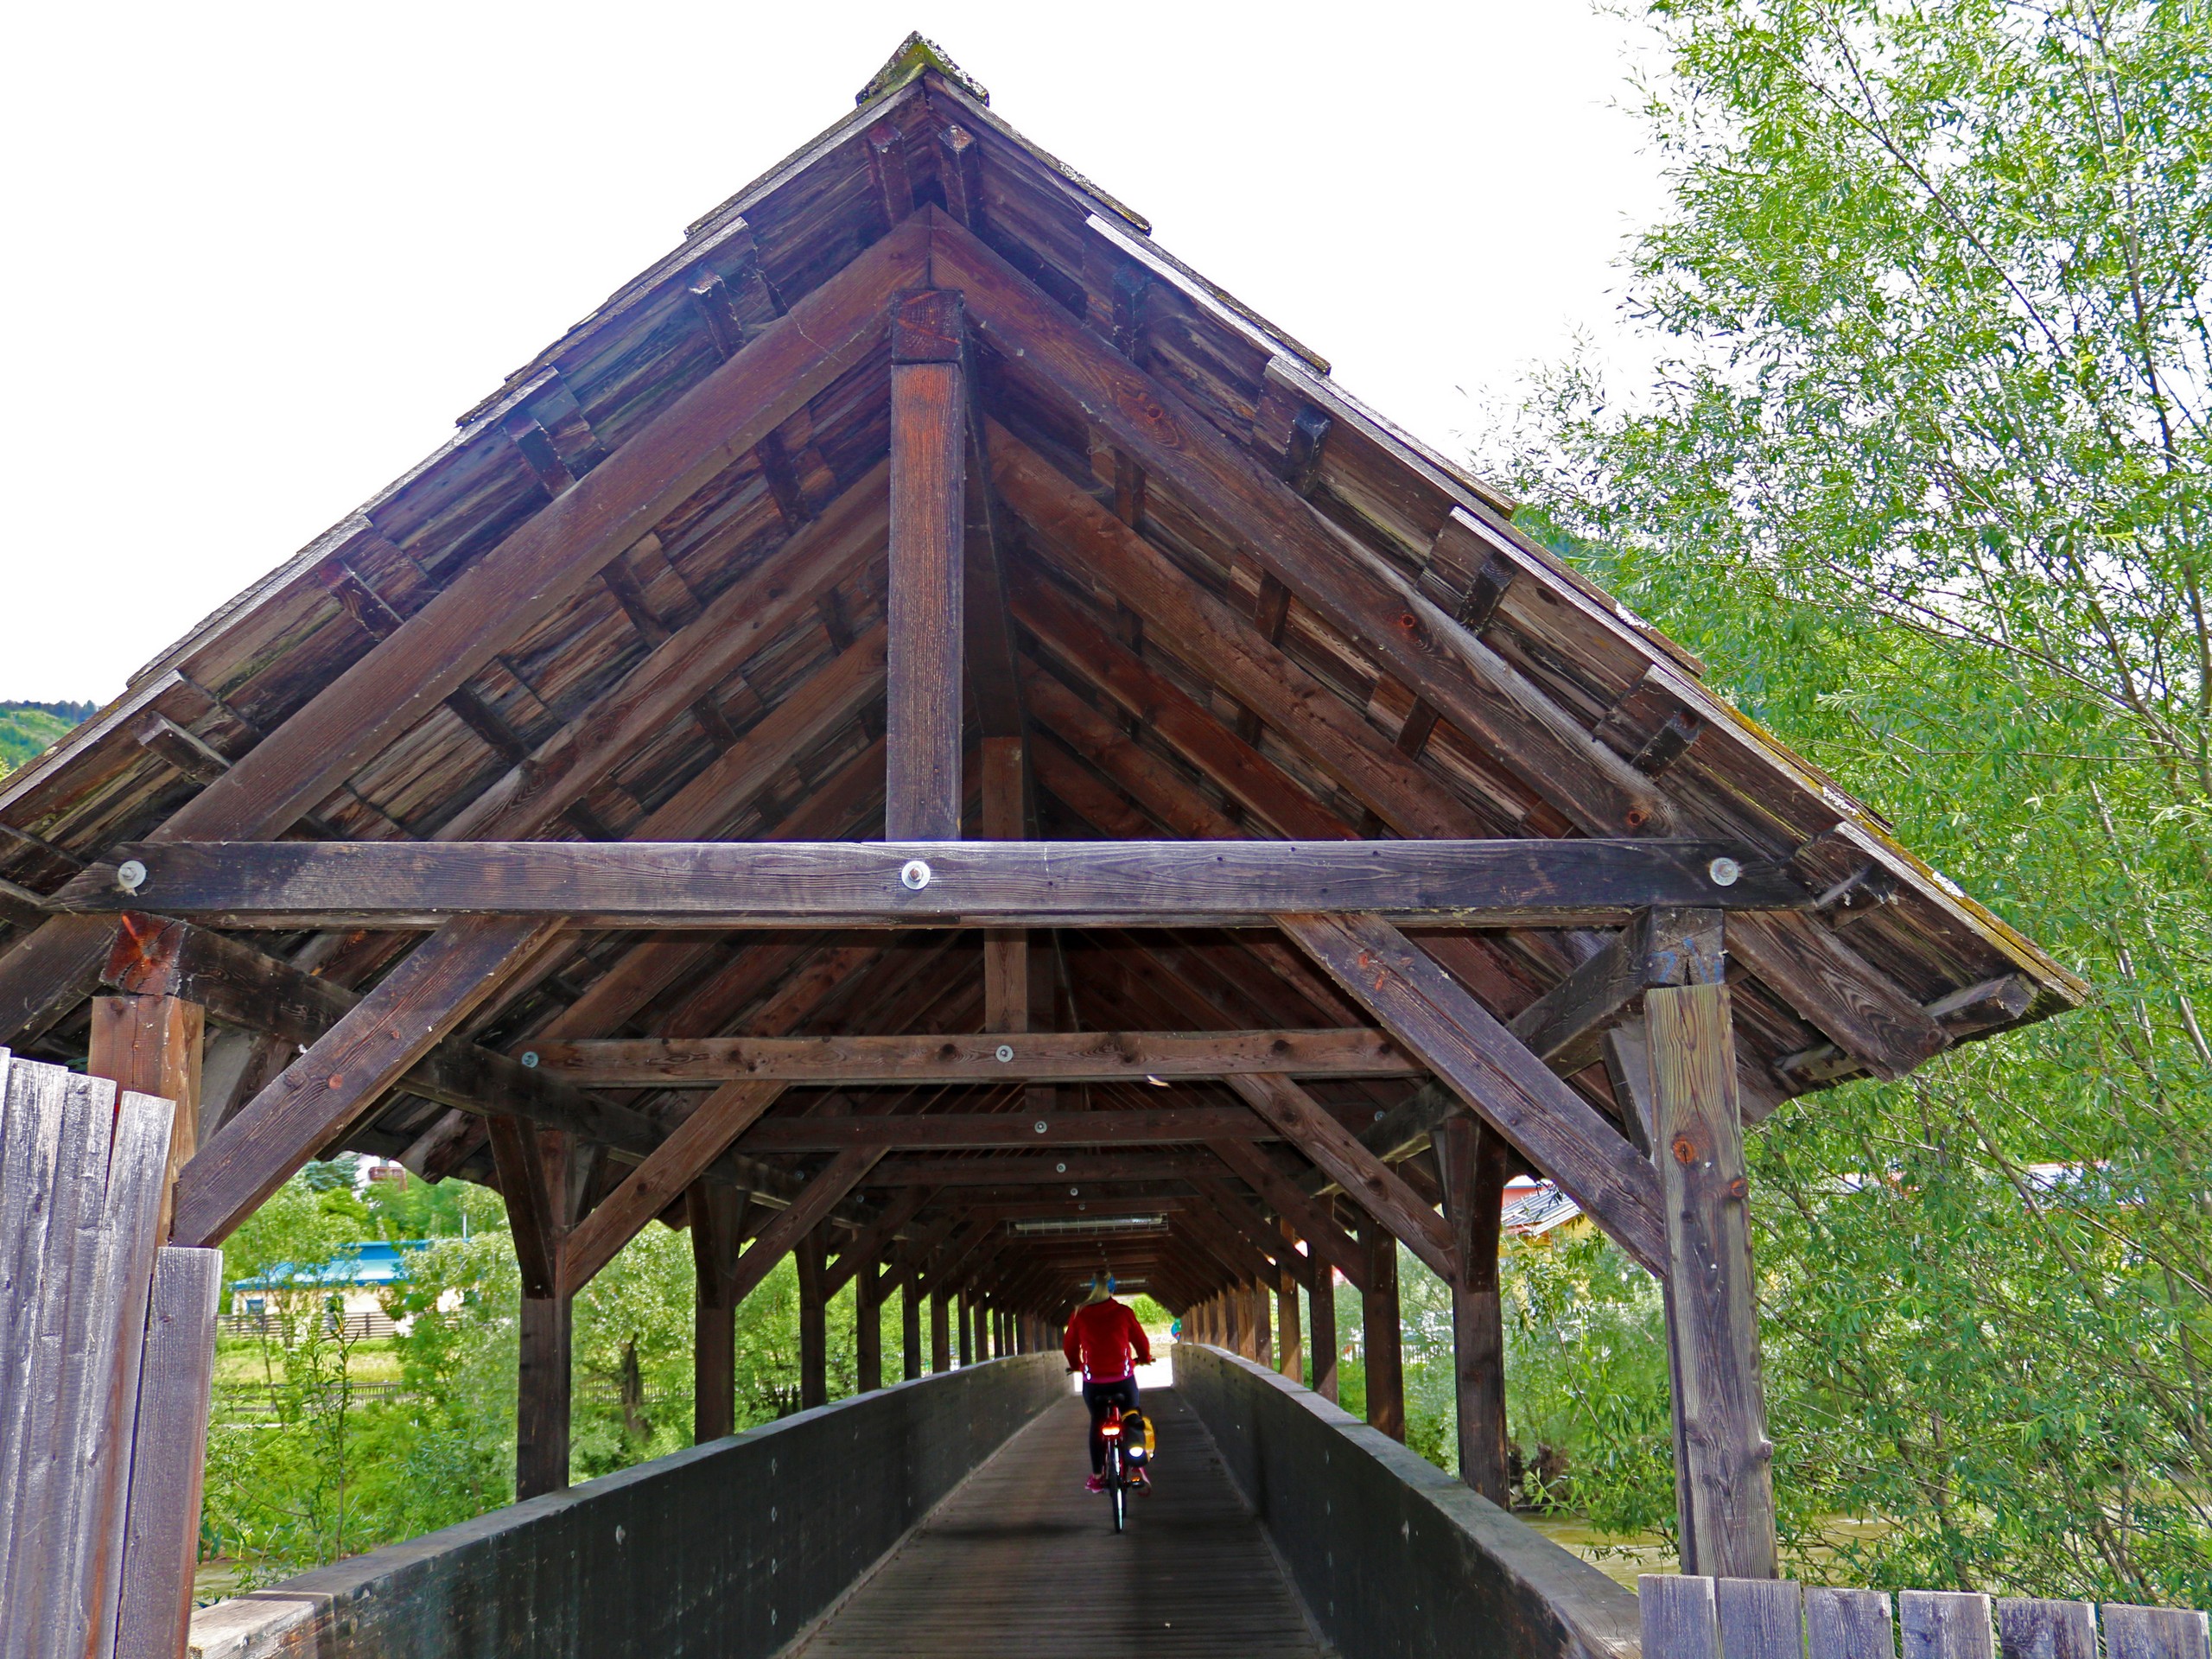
[1111,1448,1126,1533]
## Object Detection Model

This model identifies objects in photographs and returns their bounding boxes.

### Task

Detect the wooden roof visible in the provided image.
[0,37,2082,1297]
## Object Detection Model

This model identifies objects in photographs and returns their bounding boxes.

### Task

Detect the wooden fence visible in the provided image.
[1643,1575,2210,1659]
[0,1051,222,1659]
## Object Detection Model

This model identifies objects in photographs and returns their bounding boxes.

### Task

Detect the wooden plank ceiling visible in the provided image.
[0,38,2084,1312]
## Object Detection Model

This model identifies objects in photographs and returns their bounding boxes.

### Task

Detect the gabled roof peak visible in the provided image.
[857,32,988,108]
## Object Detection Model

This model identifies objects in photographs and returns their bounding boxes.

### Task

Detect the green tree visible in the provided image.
[1508,0,2212,1601]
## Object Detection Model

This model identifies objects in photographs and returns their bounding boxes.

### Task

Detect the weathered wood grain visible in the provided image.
[529,1027,1414,1084]
[60,1086,174,1659]
[1809,1587,1898,1659]
[1996,1599,2097,1659]
[2103,1605,2211,1659]
[1283,911,1669,1274]
[1434,1114,1510,1502]
[111,1247,222,1659]
[1649,982,1777,1579]
[887,290,966,841]
[64,837,1794,928]
[1203,1136,1369,1291]
[1727,911,1948,1081]
[1641,1574,1722,1659]
[1900,1591,1995,1659]
[1718,1575,1805,1659]
[742,1109,1266,1152]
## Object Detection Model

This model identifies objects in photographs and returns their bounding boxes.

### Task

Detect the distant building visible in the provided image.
[230,1239,431,1326]
[1500,1177,1591,1243]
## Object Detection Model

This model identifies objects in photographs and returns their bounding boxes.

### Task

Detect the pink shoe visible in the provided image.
[1084,1474,1107,1493]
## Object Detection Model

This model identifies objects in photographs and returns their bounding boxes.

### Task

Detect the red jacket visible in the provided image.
[1063,1299,1152,1382]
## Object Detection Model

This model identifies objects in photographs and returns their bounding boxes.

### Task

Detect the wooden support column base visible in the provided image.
[518,1294,572,1499]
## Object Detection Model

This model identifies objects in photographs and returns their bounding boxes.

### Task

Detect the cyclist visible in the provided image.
[1063,1272,1153,1493]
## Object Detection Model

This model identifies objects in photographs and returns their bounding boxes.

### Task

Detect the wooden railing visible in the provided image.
[1642,1575,2209,1659]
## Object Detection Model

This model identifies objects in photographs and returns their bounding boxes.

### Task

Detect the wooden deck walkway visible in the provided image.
[793,1385,1332,1657]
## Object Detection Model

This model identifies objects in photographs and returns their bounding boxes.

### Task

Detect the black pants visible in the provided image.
[1082,1376,1141,1474]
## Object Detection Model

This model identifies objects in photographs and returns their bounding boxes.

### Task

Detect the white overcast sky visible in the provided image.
[2,2,1669,702]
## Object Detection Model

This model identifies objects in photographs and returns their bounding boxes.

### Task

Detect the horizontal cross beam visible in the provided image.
[523,1027,1416,1084]
[737,1107,1273,1151]
[61,839,1796,928]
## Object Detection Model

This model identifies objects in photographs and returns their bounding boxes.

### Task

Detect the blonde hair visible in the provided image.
[1085,1273,1114,1304]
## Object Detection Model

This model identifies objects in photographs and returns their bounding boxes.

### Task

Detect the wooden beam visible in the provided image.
[1224,1072,1457,1286]
[738,1108,1267,1152]
[1283,912,1669,1274]
[1189,1175,1311,1287]
[529,1027,1414,1085]
[690,1181,748,1442]
[67,837,1795,928]
[1508,908,1723,1075]
[443,467,892,842]
[1646,976,1779,1577]
[989,426,1488,841]
[99,913,753,1197]
[486,1116,561,1299]
[88,992,203,1241]
[1359,1218,1406,1440]
[935,210,1667,835]
[557,1082,786,1297]
[868,1151,1213,1187]
[1434,1115,1510,1503]
[1008,568,1352,841]
[1726,911,1948,1082]
[1204,1137,1369,1292]
[725,1147,887,1306]
[157,217,925,847]
[887,289,967,840]
[822,1185,932,1298]
[171,916,559,1248]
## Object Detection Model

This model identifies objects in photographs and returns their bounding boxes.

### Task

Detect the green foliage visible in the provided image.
[1503,0,2212,1601]
[0,703,79,772]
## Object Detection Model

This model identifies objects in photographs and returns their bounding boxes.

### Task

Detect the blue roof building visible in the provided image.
[232,1239,431,1294]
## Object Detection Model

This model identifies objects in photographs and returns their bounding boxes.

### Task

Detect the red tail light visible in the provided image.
[1101,1416,1122,1438]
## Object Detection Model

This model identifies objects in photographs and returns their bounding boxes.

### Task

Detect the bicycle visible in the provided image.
[1096,1402,1151,1533]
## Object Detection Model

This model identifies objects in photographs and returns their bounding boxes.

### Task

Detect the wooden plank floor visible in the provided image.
[792,1385,1332,1657]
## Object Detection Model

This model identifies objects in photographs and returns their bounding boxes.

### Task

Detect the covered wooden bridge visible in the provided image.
[0,35,2080,1659]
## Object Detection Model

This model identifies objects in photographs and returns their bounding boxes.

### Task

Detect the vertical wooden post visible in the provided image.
[982,735,1028,1032]
[505,1127,575,1500]
[88,994,204,1242]
[690,1182,747,1443]
[1361,1222,1405,1441]
[903,1279,924,1380]
[957,1294,975,1367]
[798,1229,828,1409]
[1250,1281,1272,1368]
[930,1290,951,1373]
[517,1297,572,1498]
[1645,937,1779,1578]
[887,288,966,842]
[1276,1223,1305,1381]
[1434,1116,1511,1502]
[856,1260,883,1393]
[1311,1269,1339,1400]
